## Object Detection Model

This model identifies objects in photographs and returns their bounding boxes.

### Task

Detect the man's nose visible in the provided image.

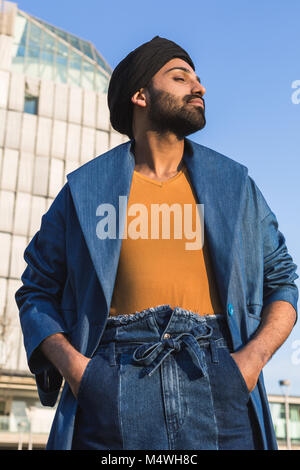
[192,81,206,97]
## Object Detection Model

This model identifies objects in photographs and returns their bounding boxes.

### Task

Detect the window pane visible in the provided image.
[95,51,111,74]
[80,41,94,60]
[14,44,25,58]
[26,22,41,78]
[10,401,30,433]
[81,60,94,90]
[55,41,68,83]
[41,31,56,56]
[57,41,68,62]
[40,31,55,81]
[55,28,68,43]
[269,403,286,440]
[95,69,109,93]
[56,62,68,84]
[41,49,54,63]
[37,19,56,35]
[95,51,106,70]
[28,21,42,49]
[290,404,300,443]
[69,34,81,51]
[69,50,82,87]
[24,95,38,115]
[13,13,28,46]
[27,45,40,59]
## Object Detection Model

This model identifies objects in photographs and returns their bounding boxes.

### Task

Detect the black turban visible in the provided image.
[107,36,195,139]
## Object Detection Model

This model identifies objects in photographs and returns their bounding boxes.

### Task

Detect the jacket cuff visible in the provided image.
[26,326,67,375]
[36,368,63,407]
[263,288,298,323]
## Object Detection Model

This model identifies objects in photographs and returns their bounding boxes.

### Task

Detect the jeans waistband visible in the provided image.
[100,304,231,345]
[97,305,232,377]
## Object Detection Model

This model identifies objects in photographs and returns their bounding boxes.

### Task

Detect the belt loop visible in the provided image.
[108,341,116,366]
[209,340,219,364]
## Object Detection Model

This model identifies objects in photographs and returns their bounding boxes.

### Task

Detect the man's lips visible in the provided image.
[187,98,204,108]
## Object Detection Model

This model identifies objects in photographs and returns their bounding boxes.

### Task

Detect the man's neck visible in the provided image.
[133,133,185,181]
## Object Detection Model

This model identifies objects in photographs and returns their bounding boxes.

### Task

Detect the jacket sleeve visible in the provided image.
[261,209,299,318]
[15,184,70,405]
[247,176,299,319]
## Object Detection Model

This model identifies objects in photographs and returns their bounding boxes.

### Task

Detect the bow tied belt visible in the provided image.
[132,325,213,377]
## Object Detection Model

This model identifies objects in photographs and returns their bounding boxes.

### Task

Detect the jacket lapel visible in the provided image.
[67,139,248,315]
[183,139,248,310]
[67,142,135,314]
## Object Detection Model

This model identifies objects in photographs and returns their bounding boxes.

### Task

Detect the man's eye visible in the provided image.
[174,77,185,81]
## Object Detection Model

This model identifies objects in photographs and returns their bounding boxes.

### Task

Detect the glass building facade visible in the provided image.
[11,10,111,92]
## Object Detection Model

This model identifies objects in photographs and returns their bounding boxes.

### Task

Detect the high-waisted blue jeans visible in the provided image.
[72,304,262,450]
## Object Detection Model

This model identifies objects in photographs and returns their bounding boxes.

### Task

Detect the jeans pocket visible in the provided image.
[226,351,250,397]
[76,357,95,404]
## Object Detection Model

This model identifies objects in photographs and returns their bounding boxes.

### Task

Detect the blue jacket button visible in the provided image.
[227,304,234,316]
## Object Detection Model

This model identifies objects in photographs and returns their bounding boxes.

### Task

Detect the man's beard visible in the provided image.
[146,82,206,139]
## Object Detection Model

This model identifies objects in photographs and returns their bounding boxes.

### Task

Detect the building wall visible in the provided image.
[0,38,127,374]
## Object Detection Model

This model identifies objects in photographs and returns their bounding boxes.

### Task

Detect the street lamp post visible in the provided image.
[279,379,291,450]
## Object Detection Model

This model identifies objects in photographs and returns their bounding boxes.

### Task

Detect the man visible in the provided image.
[15,37,298,450]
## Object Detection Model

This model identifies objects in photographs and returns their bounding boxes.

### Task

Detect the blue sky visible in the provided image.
[17,0,300,395]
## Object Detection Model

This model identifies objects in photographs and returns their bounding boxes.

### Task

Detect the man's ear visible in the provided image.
[131,88,148,108]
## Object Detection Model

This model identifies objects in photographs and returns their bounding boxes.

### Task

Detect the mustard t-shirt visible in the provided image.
[109,163,223,316]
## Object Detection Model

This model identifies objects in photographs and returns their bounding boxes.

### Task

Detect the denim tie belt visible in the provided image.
[132,325,213,377]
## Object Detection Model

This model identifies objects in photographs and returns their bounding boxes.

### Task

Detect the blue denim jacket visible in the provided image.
[15,138,298,449]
